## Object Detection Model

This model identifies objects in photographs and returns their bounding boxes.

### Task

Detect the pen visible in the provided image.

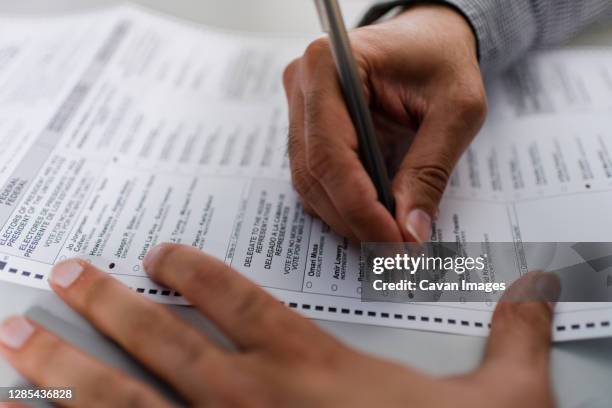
[313,0,396,215]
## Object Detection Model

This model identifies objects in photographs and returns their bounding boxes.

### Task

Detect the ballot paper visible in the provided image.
[1,4,612,341]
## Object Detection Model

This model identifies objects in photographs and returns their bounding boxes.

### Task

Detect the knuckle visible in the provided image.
[209,370,271,408]
[187,259,230,294]
[342,204,370,227]
[282,59,299,90]
[85,371,152,407]
[452,85,488,127]
[303,37,331,64]
[292,165,318,202]
[31,335,64,371]
[94,370,123,392]
[122,307,164,350]
[85,371,121,401]
[287,124,303,159]
[417,165,451,196]
[493,301,551,335]
[117,383,154,408]
[491,301,515,325]
[306,145,335,182]
[82,276,119,315]
[232,286,270,321]
[340,185,376,223]
[516,302,552,330]
[401,164,451,199]
[303,88,327,123]
[302,38,335,80]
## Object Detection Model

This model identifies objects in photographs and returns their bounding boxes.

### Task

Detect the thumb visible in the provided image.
[482,271,561,373]
[393,107,481,242]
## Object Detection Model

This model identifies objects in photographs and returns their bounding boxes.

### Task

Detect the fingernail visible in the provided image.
[0,316,34,349]
[143,244,165,272]
[534,272,561,305]
[405,209,431,243]
[51,260,84,288]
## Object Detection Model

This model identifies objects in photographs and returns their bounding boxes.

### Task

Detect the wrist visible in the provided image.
[395,4,479,60]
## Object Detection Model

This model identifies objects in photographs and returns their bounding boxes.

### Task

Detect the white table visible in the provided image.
[0,1,611,407]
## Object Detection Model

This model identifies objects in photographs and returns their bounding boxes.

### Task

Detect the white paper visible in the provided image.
[1,5,612,341]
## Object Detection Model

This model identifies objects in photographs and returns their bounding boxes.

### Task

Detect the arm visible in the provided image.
[363,0,612,74]
[447,0,612,73]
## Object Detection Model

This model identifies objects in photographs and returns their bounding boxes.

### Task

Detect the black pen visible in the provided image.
[314,0,395,215]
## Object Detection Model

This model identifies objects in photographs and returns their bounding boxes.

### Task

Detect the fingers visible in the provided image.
[284,39,402,242]
[482,271,561,373]
[285,63,356,239]
[143,244,337,355]
[0,316,170,408]
[48,259,228,403]
[392,85,487,242]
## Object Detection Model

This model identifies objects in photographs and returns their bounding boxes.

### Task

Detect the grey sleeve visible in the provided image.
[443,0,612,73]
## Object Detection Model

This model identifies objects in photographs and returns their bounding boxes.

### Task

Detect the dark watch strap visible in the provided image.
[357,0,417,27]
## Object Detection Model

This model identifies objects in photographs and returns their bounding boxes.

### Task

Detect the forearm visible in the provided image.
[445,0,612,73]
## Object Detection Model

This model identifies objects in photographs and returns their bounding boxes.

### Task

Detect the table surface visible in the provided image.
[0,1,612,407]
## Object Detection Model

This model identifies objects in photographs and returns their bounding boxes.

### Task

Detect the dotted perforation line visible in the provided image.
[556,321,610,332]
[132,286,182,298]
[3,262,611,332]
[0,261,45,280]
[280,301,612,333]
[281,300,490,329]
[0,261,183,297]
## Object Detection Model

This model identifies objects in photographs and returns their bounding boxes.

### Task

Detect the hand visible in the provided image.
[0,244,557,407]
[283,4,486,242]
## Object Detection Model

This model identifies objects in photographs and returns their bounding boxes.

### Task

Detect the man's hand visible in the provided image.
[283,4,486,242]
[1,244,558,407]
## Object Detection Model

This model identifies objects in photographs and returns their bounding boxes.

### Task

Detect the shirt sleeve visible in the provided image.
[441,0,612,73]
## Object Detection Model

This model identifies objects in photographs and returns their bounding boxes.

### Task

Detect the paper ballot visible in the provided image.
[1,5,612,341]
